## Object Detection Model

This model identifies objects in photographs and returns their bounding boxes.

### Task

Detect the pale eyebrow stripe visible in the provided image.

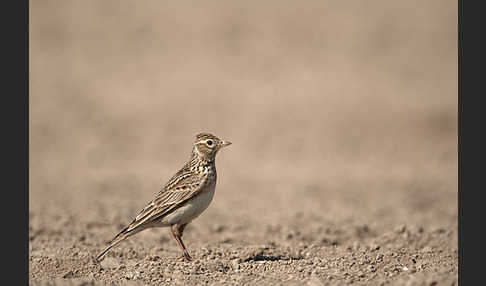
[195,139,212,145]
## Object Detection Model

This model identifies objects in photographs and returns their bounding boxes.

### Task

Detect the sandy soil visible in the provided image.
[29,1,457,285]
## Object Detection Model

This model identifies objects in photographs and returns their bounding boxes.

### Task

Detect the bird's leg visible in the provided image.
[170,224,192,261]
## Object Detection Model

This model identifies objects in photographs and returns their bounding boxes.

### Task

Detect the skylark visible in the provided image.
[96,132,231,261]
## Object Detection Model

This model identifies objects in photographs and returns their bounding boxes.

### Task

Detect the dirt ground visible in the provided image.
[29,1,457,285]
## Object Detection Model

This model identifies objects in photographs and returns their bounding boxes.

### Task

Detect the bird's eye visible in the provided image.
[206,140,213,146]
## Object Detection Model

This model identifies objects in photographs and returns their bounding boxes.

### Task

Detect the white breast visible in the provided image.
[159,184,216,226]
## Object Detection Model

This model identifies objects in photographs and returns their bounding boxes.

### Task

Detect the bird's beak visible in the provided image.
[221,140,232,147]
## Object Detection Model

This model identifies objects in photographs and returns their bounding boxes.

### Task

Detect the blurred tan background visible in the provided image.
[30,0,457,230]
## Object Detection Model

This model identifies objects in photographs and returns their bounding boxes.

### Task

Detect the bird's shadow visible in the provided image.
[246,254,303,262]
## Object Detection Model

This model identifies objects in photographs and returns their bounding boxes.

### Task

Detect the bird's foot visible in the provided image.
[177,252,192,261]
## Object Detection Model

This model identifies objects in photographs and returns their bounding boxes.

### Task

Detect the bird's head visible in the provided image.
[192,132,231,160]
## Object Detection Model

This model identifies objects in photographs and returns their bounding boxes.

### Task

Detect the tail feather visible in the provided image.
[95,229,130,261]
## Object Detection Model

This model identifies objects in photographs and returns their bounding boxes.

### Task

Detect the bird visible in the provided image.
[95,132,231,262]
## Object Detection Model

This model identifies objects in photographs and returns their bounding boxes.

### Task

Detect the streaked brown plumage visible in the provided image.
[95,133,231,261]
